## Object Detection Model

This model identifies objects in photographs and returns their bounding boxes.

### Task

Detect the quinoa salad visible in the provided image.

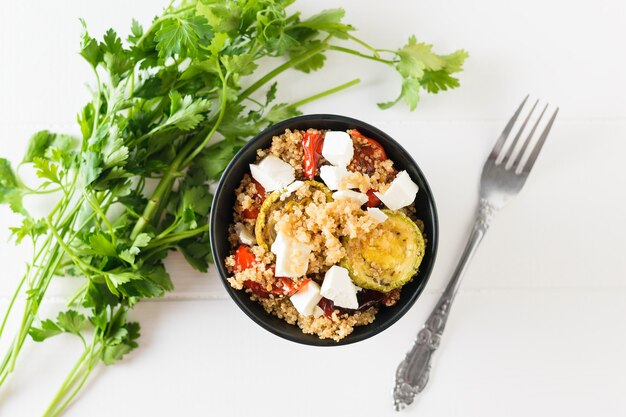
[225,128,425,341]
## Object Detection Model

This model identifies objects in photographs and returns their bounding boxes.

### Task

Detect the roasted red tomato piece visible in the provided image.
[251,178,266,201]
[348,129,388,175]
[242,208,260,219]
[243,280,270,298]
[234,245,256,271]
[317,297,336,318]
[302,130,325,179]
[366,189,382,207]
[272,277,299,296]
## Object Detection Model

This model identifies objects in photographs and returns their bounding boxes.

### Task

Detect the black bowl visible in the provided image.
[210,114,438,346]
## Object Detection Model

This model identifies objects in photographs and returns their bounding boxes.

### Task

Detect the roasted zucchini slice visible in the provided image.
[255,180,332,251]
[340,210,424,292]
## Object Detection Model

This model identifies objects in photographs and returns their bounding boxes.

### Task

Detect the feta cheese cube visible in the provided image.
[249,155,295,191]
[234,222,256,245]
[271,230,312,278]
[290,280,322,316]
[320,265,358,309]
[374,170,419,210]
[332,190,369,206]
[321,131,354,167]
[366,207,388,223]
[313,305,325,318]
[319,165,350,190]
[279,180,304,201]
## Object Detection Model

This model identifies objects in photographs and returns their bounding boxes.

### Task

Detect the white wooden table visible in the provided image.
[1,1,625,416]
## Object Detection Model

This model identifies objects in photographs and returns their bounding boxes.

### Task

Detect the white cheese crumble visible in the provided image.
[290,280,322,316]
[321,131,354,167]
[366,207,388,223]
[320,265,358,309]
[249,155,295,191]
[234,222,256,245]
[374,170,418,210]
[271,230,312,278]
[332,190,369,206]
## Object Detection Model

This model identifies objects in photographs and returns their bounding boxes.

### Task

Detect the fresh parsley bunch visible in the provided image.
[0,1,467,414]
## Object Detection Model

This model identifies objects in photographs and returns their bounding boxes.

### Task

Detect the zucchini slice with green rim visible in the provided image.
[340,210,424,292]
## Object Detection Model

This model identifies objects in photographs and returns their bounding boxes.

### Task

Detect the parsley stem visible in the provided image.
[238,37,331,102]
[181,63,229,167]
[290,78,361,108]
[328,45,395,64]
[43,332,102,417]
[3,187,82,377]
[0,273,27,340]
[346,34,380,56]
[84,190,116,245]
[66,283,89,307]
[146,224,209,251]
[45,218,99,277]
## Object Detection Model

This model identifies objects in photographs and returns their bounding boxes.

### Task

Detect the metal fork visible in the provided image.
[393,96,559,410]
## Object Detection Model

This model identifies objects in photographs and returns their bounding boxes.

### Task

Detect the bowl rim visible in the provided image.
[210,114,439,346]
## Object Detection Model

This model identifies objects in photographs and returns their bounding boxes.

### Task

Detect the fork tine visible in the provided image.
[501,99,538,167]
[521,107,559,174]
[513,103,548,173]
[488,95,529,160]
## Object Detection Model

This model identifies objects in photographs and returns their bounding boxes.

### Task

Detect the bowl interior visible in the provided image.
[210,114,438,346]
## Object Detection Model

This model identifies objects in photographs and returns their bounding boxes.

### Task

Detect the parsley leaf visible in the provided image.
[29,320,63,342]
[166,91,212,131]
[155,16,214,60]
[32,157,62,184]
[10,217,47,244]
[296,9,353,39]
[0,158,24,214]
[265,103,302,123]
[195,139,246,180]
[56,310,88,335]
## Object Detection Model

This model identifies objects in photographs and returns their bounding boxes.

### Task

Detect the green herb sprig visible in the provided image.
[0,1,466,415]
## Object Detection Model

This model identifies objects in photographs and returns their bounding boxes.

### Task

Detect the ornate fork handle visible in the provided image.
[394,199,496,410]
